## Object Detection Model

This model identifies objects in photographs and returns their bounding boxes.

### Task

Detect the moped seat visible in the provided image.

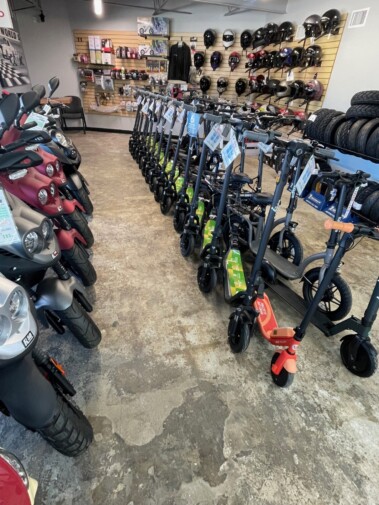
[250,192,274,207]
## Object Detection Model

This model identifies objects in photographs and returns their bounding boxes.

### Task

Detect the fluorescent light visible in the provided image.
[93,0,103,16]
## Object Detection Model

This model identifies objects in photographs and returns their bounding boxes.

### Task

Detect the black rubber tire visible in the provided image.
[351,91,379,106]
[313,110,339,143]
[271,352,294,388]
[62,243,97,287]
[365,127,379,159]
[268,231,303,266]
[355,119,379,155]
[323,113,345,145]
[70,186,93,216]
[361,190,379,218]
[369,196,379,224]
[160,195,172,215]
[65,209,94,249]
[38,395,93,456]
[340,335,378,378]
[197,265,217,294]
[302,267,352,321]
[54,298,102,348]
[173,210,186,234]
[228,318,250,353]
[346,118,369,152]
[346,104,379,120]
[304,109,331,140]
[335,120,354,150]
[180,233,195,258]
[355,182,379,206]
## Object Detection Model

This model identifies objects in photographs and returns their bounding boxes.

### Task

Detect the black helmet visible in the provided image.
[266,50,278,69]
[291,47,306,68]
[304,45,322,67]
[303,15,322,39]
[235,78,247,96]
[210,51,222,70]
[267,78,280,96]
[321,9,341,35]
[252,27,268,49]
[200,75,211,93]
[204,29,216,49]
[217,77,229,95]
[194,51,205,71]
[276,80,292,99]
[290,80,305,100]
[240,30,252,50]
[265,23,279,44]
[277,22,295,43]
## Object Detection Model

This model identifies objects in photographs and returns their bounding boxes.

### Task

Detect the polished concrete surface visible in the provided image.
[1,132,379,505]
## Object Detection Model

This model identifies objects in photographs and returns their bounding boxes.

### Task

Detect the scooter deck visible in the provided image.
[253,293,279,338]
[225,248,247,298]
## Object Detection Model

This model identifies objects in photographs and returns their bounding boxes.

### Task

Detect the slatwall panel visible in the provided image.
[73,15,346,118]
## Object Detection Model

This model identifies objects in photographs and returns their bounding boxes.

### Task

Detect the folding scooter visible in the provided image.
[136,93,156,167]
[129,90,147,156]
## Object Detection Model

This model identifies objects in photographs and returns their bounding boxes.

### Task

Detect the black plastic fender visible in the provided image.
[34,275,87,316]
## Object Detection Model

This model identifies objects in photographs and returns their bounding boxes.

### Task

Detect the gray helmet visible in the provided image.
[276,80,292,98]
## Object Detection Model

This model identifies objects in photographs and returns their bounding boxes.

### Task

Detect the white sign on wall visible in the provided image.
[0,0,13,29]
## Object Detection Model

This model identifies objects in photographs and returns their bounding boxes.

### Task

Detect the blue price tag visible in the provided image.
[186,112,202,138]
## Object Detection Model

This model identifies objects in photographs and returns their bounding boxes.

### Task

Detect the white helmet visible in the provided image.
[223,29,235,49]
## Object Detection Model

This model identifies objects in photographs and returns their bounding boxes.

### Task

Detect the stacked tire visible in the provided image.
[304,90,379,160]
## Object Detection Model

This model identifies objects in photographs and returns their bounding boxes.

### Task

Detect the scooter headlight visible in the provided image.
[41,219,52,239]
[0,315,11,345]
[38,188,48,205]
[0,450,29,489]
[55,131,70,147]
[9,289,24,320]
[24,231,40,253]
[45,163,54,177]
[49,183,56,197]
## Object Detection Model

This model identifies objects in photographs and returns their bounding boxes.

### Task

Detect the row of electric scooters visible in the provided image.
[0,78,100,461]
[129,89,379,388]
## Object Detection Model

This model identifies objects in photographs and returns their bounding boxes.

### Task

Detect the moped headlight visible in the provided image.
[0,450,29,489]
[0,315,11,344]
[55,131,69,147]
[9,289,24,319]
[24,231,39,253]
[38,188,48,205]
[49,183,56,197]
[41,219,52,239]
[45,163,54,177]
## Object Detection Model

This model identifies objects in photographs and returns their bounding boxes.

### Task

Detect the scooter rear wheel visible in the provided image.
[180,233,195,258]
[340,335,378,377]
[38,394,93,457]
[268,231,303,266]
[197,265,217,294]
[228,318,250,353]
[271,352,294,388]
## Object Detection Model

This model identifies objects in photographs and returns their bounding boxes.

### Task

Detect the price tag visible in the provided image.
[24,112,49,130]
[186,112,202,138]
[286,69,294,81]
[0,188,21,246]
[142,101,149,114]
[258,142,273,154]
[164,105,175,122]
[204,124,223,152]
[149,100,155,111]
[157,122,163,133]
[155,101,161,114]
[43,104,51,114]
[308,113,317,122]
[221,130,241,167]
[296,155,317,196]
[176,108,185,123]
[137,95,143,105]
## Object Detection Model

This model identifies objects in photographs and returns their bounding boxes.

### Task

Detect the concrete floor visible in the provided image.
[1,131,379,505]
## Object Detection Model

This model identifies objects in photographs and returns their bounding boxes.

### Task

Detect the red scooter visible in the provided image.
[0,449,38,504]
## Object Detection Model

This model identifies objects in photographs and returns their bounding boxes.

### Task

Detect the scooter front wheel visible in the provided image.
[160,196,172,215]
[268,231,303,266]
[197,265,217,294]
[173,210,186,234]
[54,298,102,348]
[228,317,250,353]
[271,352,294,388]
[70,186,93,216]
[65,209,94,248]
[62,243,97,286]
[340,335,378,377]
[180,233,195,258]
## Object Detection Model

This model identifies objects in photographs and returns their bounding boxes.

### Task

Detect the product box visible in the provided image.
[88,36,95,50]
[90,49,96,64]
[95,50,102,64]
[94,36,102,50]
[102,52,115,65]
[101,38,113,53]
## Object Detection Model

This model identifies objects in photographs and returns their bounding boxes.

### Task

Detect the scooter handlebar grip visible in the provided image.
[203,113,222,124]
[172,100,182,107]
[314,146,336,160]
[324,219,354,233]
[242,130,269,143]
[268,130,282,141]
[183,103,197,112]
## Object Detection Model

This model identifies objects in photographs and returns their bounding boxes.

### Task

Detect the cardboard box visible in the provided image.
[88,36,95,50]
[102,52,115,65]
[94,36,102,50]
[90,49,96,63]
[95,50,102,64]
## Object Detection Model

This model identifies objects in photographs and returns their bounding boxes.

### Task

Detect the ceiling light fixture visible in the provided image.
[93,0,103,16]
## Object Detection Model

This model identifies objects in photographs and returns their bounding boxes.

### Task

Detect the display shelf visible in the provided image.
[138,34,170,40]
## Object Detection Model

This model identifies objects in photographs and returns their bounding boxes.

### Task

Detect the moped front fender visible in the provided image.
[34,275,87,313]
[55,228,86,250]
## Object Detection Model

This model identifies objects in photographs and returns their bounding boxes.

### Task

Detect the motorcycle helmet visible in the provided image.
[279,47,293,67]
[217,76,229,95]
[291,46,306,68]
[200,75,211,93]
[228,51,241,71]
[304,45,322,67]
[194,51,205,71]
[252,27,268,49]
[223,29,235,49]
[255,49,268,69]
[276,80,292,99]
[204,29,216,49]
[290,80,305,100]
[265,23,279,45]
[277,22,295,44]
[304,79,324,101]
[303,14,323,39]
[245,52,257,70]
[210,51,223,70]
[267,79,280,96]
[235,78,247,96]
[240,30,252,50]
[248,75,260,93]
[321,9,341,35]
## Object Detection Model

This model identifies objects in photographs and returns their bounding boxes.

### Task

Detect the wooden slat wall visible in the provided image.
[73,15,346,118]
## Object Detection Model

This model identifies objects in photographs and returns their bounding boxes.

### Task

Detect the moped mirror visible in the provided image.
[0,93,19,137]
[32,84,46,100]
[48,76,59,98]
[19,91,40,113]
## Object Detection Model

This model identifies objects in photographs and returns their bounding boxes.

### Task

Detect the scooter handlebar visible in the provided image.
[324,219,354,233]
[314,146,336,160]
[172,100,183,107]
[203,113,223,124]
[183,103,197,112]
[242,130,269,143]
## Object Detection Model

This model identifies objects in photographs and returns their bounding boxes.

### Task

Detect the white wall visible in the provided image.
[15,0,80,97]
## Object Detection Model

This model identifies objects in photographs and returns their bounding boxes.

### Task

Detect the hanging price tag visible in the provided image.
[221,130,241,167]
[164,105,175,122]
[296,155,317,196]
[286,69,294,81]
[157,122,163,133]
[258,142,273,154]
[0,188,21,246]
[155,101,161,114]
[137,95,143,105]
[186,112,202,138]
[308,113,317,122]
[142,101,149,114]
[176,108,185,123]
[204,124,223,152]
[149,100,155,111]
